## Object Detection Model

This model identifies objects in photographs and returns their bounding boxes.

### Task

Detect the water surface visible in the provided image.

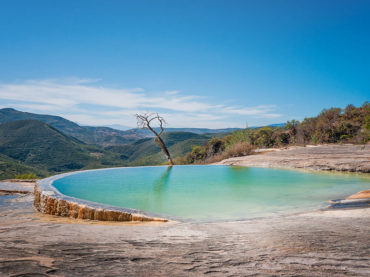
[52,165,369,221]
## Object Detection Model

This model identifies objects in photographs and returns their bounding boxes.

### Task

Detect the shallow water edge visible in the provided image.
[34,176,169,222]
[34,164,369,222]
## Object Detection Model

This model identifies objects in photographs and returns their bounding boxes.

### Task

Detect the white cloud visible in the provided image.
[0,78,283,128]
[165,90,180,95]
[222,105,282,118]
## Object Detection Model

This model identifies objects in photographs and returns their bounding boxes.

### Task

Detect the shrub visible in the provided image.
[223,142,254,158]
[204,142,255,164]
[253,127,275,147]
[180,102,369,164]
[15,173,39,179]
[190,145,207,161]
[207,138,225,156]
[173,155,189,165]
[273,130,291,146]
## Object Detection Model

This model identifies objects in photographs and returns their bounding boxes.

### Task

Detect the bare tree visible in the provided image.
[136,113,174,166]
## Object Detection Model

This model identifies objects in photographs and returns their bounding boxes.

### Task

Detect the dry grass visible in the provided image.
[205,142,254,163]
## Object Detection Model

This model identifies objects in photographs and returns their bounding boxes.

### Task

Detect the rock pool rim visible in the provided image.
[36,164,242,223]
[34,166,184,222]
[35,164,247,223]
[34,165,369,223]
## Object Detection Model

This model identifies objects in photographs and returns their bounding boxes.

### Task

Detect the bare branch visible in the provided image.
[135,112,173,166]
[157,113,166,136]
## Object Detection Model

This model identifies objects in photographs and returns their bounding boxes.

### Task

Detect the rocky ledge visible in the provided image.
[217,144,370,173]
[34,175,168,222]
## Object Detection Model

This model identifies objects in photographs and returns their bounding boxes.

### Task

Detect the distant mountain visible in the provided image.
[0,120,126,177]
[0,108,241,146]
[0,108,139,146]
[267,123,286,128]
[248,123,286,129]
[151,127,240,135]
[104,124,132,131]
[0,108,284,179]
[0,108,84,133]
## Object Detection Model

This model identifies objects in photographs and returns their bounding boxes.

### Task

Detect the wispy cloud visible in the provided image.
[0,78,283,128]
[222,105,282,118]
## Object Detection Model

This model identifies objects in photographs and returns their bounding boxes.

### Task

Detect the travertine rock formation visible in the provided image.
[34,184,167,222]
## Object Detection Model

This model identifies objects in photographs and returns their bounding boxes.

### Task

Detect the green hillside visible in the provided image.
[0,120,220,179]
[0,153,48,180]
[0,120,127,178]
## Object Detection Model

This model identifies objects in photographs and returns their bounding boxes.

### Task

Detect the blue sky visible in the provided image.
[0,0,369,128]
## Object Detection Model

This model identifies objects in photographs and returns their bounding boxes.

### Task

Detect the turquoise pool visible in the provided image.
[52,165,369,221]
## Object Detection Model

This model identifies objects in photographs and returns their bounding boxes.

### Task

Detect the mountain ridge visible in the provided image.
[0,118,228,179]
[0,119,127,176]
[0,108,242,146]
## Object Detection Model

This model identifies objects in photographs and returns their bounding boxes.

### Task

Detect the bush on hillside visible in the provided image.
[182,102,369,164]
[15,173,39,179]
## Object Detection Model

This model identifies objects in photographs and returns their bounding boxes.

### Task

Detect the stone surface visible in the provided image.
[0,144,369,275]
[34,183,168,222]
[216,144,370,173]
[0,181,34,195]
[0,192,369,276]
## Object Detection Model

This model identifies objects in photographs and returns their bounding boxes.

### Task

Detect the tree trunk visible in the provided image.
[155,136,174,166]
[136,113,174,166]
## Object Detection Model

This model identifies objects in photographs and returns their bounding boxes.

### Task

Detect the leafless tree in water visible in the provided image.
[136,113,174,166]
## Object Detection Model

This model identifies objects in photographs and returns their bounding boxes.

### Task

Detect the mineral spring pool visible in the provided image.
[52,165,370,221]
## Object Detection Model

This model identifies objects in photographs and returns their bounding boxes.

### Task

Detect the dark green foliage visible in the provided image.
[252,127,275,147]
[0,153,48,180]
[183,103,370,164]
[0,120,89,172]
[15,173,39,179]
[297,102,369,144]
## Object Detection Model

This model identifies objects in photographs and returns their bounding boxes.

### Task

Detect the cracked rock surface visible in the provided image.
[217,144,370,173]
[1,144,369,276]
[0,191,369,276]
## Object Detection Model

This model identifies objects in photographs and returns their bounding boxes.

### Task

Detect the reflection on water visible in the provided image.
[153,166,173,193]
[151,166,173,211]
[53,165,370,221]
[230,166,250,172]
